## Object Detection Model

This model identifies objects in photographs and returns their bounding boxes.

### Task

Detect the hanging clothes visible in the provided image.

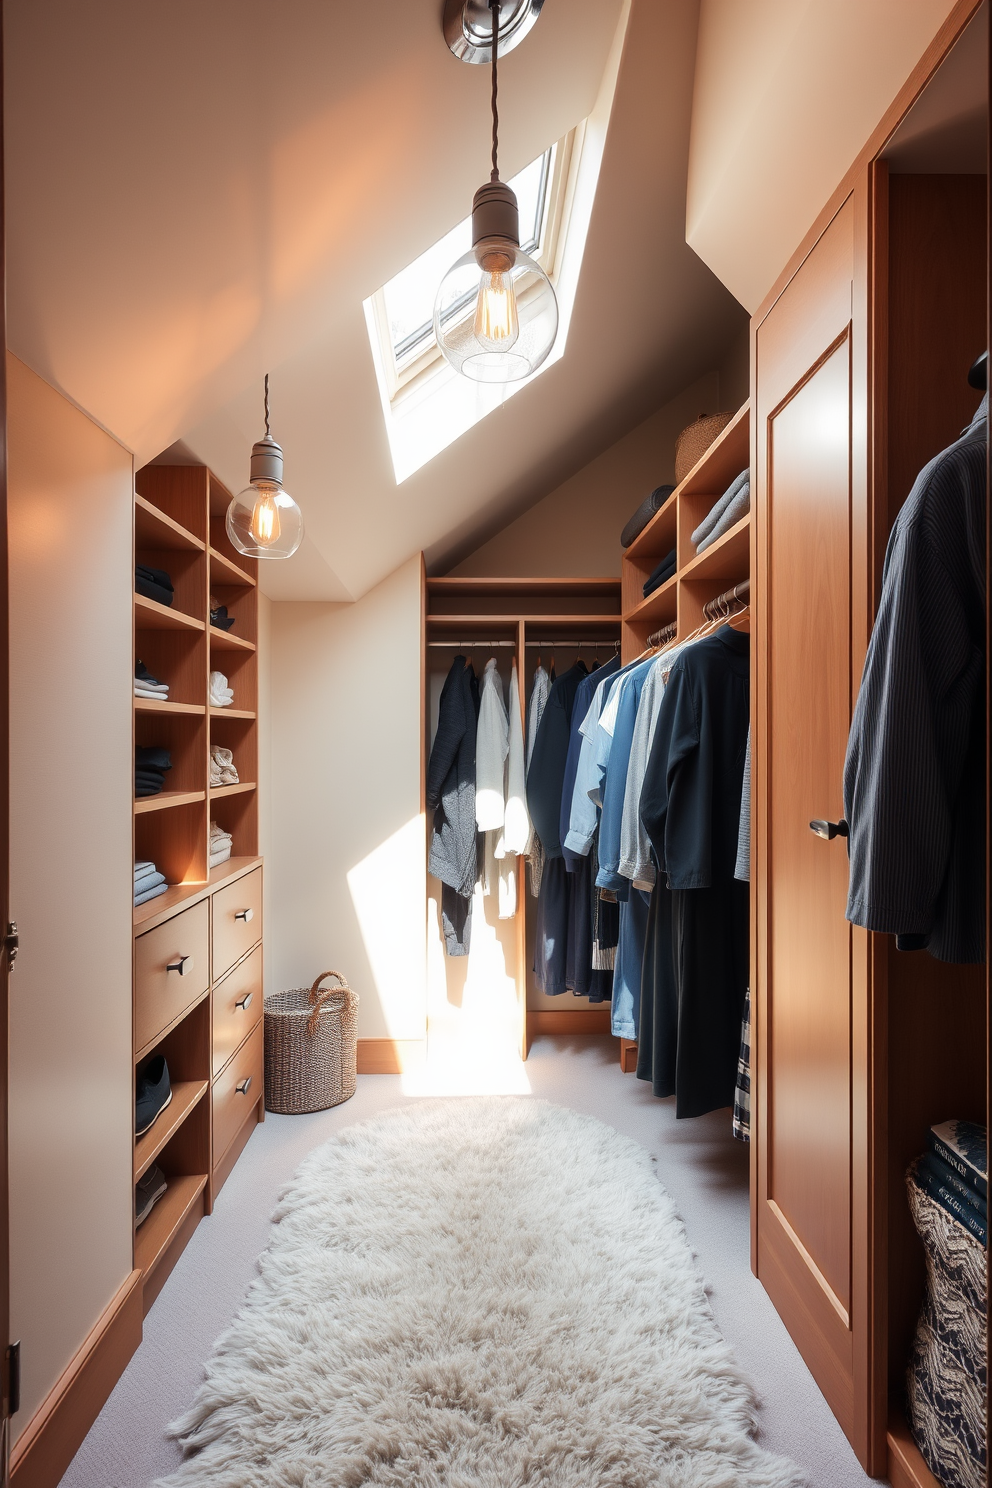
[427,655,479,956]
[844,396,987,964]
[638,626,750,1117]
[735,729,751,882]
[526,661,588,858]
[475,658,508,833]
[617,641,691,889]
[525,664,552,896]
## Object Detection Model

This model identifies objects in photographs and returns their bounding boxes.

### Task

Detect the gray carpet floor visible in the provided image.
[59,1035,879,1487]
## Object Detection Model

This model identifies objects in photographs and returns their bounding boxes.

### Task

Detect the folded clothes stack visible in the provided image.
[134,860,168,907]
[209,819,233,869]
[136,564,174,607]
[642,547,677,598]
[136,744,172,797]
[209,595,235,631]
[209,670,234,707]
[135,660,169,701]
[691,468,750,553]
[210,745,239,787]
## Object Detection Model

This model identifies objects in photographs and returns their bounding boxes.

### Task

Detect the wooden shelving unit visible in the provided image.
[618,401,751,1075]
[132,463,263,1314]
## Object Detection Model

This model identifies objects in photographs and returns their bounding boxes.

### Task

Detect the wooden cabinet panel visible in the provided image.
[212,943,262,1079]
[134,899,210,1055]
[212,1020,262,1165]
[754,191,872,1461]
[211,867,262,982]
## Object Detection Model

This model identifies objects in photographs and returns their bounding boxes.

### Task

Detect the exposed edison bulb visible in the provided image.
[474,270,519,351]
[250,487,282,548]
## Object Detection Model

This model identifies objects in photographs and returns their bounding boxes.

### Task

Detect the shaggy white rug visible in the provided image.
[158,1097,805,1487]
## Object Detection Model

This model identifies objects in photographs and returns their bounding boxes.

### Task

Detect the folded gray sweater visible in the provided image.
[691,468,749,548]
[696,479,750,552]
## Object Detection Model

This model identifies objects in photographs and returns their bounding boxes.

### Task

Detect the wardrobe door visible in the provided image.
[753,188,875,1466]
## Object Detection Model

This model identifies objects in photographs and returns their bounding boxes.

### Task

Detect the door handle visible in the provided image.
[235,991,253,1011]
[167,954,193,975]
[809,818,849,841]
[236,1076,252,1096]
[234,908,254,923]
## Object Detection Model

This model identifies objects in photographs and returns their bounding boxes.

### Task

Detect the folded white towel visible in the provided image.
[209,745,239,787]
[209,671,234,707]
[209,845,232,869]
[135,686,170,700]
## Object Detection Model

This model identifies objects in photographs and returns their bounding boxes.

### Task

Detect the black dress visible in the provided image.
[638,627,750,1117]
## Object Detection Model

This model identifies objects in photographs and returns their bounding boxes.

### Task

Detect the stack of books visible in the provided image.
[912,1120,987,1247]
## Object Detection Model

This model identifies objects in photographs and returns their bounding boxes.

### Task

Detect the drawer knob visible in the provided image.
[167,954,193,976]
[234,908,254,923]
[236,1076,253,1096]
[235,991,253,1011]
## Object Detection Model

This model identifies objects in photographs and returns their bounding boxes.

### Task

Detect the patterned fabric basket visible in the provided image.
[674,411,734,483]
[905,1162,987,1488]
[264,970,359,1114]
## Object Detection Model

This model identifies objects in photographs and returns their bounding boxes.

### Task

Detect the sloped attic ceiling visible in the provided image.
[6,0,746,602]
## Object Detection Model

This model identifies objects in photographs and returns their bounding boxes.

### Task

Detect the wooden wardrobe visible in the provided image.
[750,5,989,1480]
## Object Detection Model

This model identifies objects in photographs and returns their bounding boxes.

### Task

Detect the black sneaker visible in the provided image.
[136,1055,173,1136]
[135,1164,167,1226]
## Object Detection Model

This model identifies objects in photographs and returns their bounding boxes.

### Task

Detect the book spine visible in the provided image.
[915,1167,988,1246]
[927,1134,988,1201]
[925,1153,988,1217]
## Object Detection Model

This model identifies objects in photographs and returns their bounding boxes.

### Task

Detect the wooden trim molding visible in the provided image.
[10,1269,142,1488]
[886,1410,942,1488]
[356,1038,425,1075]
[528,1009,612,1036]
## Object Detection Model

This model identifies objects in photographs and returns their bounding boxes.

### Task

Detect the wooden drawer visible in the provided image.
[212,868,262,981]
[213,1020,262,1164]
[135,900,210,1054]
[213,943,262,1079]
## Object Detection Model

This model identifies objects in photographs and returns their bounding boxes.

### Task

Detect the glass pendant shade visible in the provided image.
[226,425,304,560]
[226,481,304,559]
[434,236,558,383]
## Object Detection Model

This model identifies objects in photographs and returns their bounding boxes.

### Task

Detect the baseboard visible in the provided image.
[11,1268,142,1488]
[887,1410,942,1488]
[527,1009,613,1035]
[356,1038,425,1074]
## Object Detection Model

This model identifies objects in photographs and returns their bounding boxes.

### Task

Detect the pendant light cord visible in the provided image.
[489,0,500,181]
[264,373,270,438]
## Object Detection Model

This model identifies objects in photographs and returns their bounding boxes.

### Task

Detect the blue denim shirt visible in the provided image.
[596,657,656,891]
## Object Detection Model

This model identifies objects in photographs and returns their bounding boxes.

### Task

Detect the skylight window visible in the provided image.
[383,149,554,371]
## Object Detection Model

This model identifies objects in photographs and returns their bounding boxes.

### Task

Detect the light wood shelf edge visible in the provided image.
[623,574,679,624]
[208,628,255,652]
[134,1080,209,1181]
[209,707,256,719]
[134,699,206,716]
[133,857,262,935]
[209,781,256,798]
[134,593,205,632]
[426,613,622,626]
[887,1411,942,1488]
[625,400,750,563]
[678,512,751,584]
[209,546,256,587]
[135,494,205,553]
[133,988,211,1064]
[134,789,206,815]
[135,1173,208,1278]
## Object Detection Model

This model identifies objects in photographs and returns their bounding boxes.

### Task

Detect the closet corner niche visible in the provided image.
[750,4,989,1481]
[132,462,264,1314]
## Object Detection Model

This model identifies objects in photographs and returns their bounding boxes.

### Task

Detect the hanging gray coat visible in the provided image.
[427,656,479,955]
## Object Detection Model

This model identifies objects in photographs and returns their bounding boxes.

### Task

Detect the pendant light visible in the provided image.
[433,0,558,383]
[226,375,304,560]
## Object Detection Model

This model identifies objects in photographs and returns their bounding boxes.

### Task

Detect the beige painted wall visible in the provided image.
[266,555,426,1041]
[7,354,134,1439]
[449,372,723,578]
[686,0,965,311]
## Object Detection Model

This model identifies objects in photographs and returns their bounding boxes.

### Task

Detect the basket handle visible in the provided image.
[305,970,355,1037]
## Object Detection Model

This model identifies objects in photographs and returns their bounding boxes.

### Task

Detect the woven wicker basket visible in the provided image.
[675,411,734,483]
[264,970,359,1114]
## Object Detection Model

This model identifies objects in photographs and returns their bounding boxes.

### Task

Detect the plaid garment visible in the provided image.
[591,835,618,971]
[733,986,751,1143]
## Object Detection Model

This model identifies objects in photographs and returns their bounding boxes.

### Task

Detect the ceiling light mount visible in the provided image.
[443,0,544,64]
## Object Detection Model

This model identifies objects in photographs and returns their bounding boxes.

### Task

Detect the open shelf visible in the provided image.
[135,495,205,554]
[209,627,255,652]
[209,546,256,587]
[209,781,256,799]
[134,699,206,717]
[623,573,678,627]
[135,594,205,632]
[134,880,207,932]
[209,706,256,720]
[679,514,750,589]
[135,1172,208,1278]
[426,613,622,627]
[134,789,206,815]
[622,489,679,565]
[887,1410,942,1488]
[134,1080,209,1181]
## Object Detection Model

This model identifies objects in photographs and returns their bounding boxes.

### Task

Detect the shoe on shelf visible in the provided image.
[135,1054,173,1136]
[135,1164,168,1227]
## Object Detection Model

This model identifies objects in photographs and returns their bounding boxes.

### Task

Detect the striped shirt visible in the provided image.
[844,397,987,964]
